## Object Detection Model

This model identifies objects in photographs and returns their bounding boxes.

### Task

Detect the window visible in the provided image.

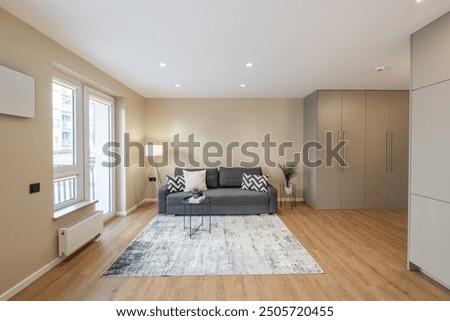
[52,77,83,210]
[52,76,115,217]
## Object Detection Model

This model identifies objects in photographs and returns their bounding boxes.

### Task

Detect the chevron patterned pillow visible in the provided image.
[166,175,185,193]
[241,173,269,193]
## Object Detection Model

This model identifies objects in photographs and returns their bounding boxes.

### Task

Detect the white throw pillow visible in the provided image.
[183,170,208,192]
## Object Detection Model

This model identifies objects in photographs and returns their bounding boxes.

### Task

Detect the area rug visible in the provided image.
[102,214,323,277]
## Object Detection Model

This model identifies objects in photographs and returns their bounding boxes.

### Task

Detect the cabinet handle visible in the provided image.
[385,130,389,172]
[337,130,340,172]
[390,130,394,172]
[343,130,346,172]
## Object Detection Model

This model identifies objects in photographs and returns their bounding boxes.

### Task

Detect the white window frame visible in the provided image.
[83,86,116,218]
[52,75,84,211]
[52,74,116,218]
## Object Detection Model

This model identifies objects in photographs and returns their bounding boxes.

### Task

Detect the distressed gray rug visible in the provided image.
[102,214,323,277]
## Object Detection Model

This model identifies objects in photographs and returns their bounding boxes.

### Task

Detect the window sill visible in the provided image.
[53,200,98,220]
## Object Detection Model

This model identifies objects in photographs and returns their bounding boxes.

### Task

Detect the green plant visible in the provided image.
[278,163,296,185]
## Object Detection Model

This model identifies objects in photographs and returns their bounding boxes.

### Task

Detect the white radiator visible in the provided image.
[58,211,103,256]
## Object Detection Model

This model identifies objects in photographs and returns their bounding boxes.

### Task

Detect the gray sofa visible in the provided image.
[158,167,277,215]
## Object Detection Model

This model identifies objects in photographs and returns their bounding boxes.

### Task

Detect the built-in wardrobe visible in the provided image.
[409,12,450,289]
[303,90,409,209]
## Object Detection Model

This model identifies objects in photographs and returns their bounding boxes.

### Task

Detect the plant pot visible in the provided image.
[284,185,293,195]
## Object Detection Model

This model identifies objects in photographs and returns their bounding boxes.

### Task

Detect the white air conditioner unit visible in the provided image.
[0,64,35,118]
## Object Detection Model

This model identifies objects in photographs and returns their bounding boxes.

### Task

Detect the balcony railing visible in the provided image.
[54,177,76,206]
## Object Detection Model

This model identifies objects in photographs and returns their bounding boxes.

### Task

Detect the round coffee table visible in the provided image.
[180,196,212,238]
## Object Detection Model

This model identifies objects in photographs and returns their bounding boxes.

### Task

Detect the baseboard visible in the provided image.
[0,256,66,301]
[116,199,158,216]
[141,198,158,203]
[277,197,304,202]
[116,203,138,216]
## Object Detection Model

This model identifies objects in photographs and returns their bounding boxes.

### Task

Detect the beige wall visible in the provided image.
[125,94,147,211]
[144,99,303,199]
[0,8,145,297]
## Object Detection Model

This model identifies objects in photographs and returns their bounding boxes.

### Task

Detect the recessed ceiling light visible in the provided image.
[415,0,422,3]
[175,84,180,87]
[240,84,246,87]
[159,62,167,67]
[245,62,253,67]
[374,66,385,72]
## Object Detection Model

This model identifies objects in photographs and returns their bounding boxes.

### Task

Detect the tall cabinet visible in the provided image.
[303,89,408,210]
[303,90,366,209]
[365,91,409,209]
[409,12,450,289]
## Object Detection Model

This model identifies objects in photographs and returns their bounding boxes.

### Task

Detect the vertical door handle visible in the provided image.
[337,130,340,172]
[390,130,394,172]
[342,130,346,172]
[385,130,389,172]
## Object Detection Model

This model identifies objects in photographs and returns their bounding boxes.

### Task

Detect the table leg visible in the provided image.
[294,185,297,207]
[279,183,282,208]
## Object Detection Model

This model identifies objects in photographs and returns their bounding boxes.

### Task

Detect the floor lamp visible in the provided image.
[146,144,163,187]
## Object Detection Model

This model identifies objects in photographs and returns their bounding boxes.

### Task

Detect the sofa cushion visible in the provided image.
[183,169,207,192]
[205,188,269,206]
[166,175,185,193]
[241,173,268,193]
[166,191,192,207]
[219,167,262,188]
[175,167,219,189]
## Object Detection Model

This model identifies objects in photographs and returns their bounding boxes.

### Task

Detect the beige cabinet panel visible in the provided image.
[365,91,408,209]
[365,91,390,209]
[303,90,408,210]
[388,91,409,209]
[317,91,341,209]
[303,92,318,208]
[341,91,366,209]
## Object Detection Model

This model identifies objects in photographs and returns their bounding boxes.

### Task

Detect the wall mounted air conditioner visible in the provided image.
[0,64,35,118]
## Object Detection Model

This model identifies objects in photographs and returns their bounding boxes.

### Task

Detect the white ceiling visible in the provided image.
[1,1,449,98]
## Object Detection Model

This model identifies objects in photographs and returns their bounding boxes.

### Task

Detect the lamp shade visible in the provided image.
[146,144,163,157]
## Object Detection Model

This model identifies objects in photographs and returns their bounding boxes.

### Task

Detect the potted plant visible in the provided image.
[279,163,296,194]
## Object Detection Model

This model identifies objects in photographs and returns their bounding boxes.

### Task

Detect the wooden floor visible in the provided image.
[12,203,450,301]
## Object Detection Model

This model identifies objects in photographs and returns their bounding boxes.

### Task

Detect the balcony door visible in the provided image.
[84,87,114,218]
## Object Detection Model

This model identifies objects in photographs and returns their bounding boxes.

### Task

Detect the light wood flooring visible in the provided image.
[11,203,450,300]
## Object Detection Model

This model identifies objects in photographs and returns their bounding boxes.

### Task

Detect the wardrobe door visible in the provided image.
[411,81,450,203]
[317,91,341,209]
[365,91,390,208]
[303,92,319,208]
[341,91,366,209]
[388,91,409,209]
